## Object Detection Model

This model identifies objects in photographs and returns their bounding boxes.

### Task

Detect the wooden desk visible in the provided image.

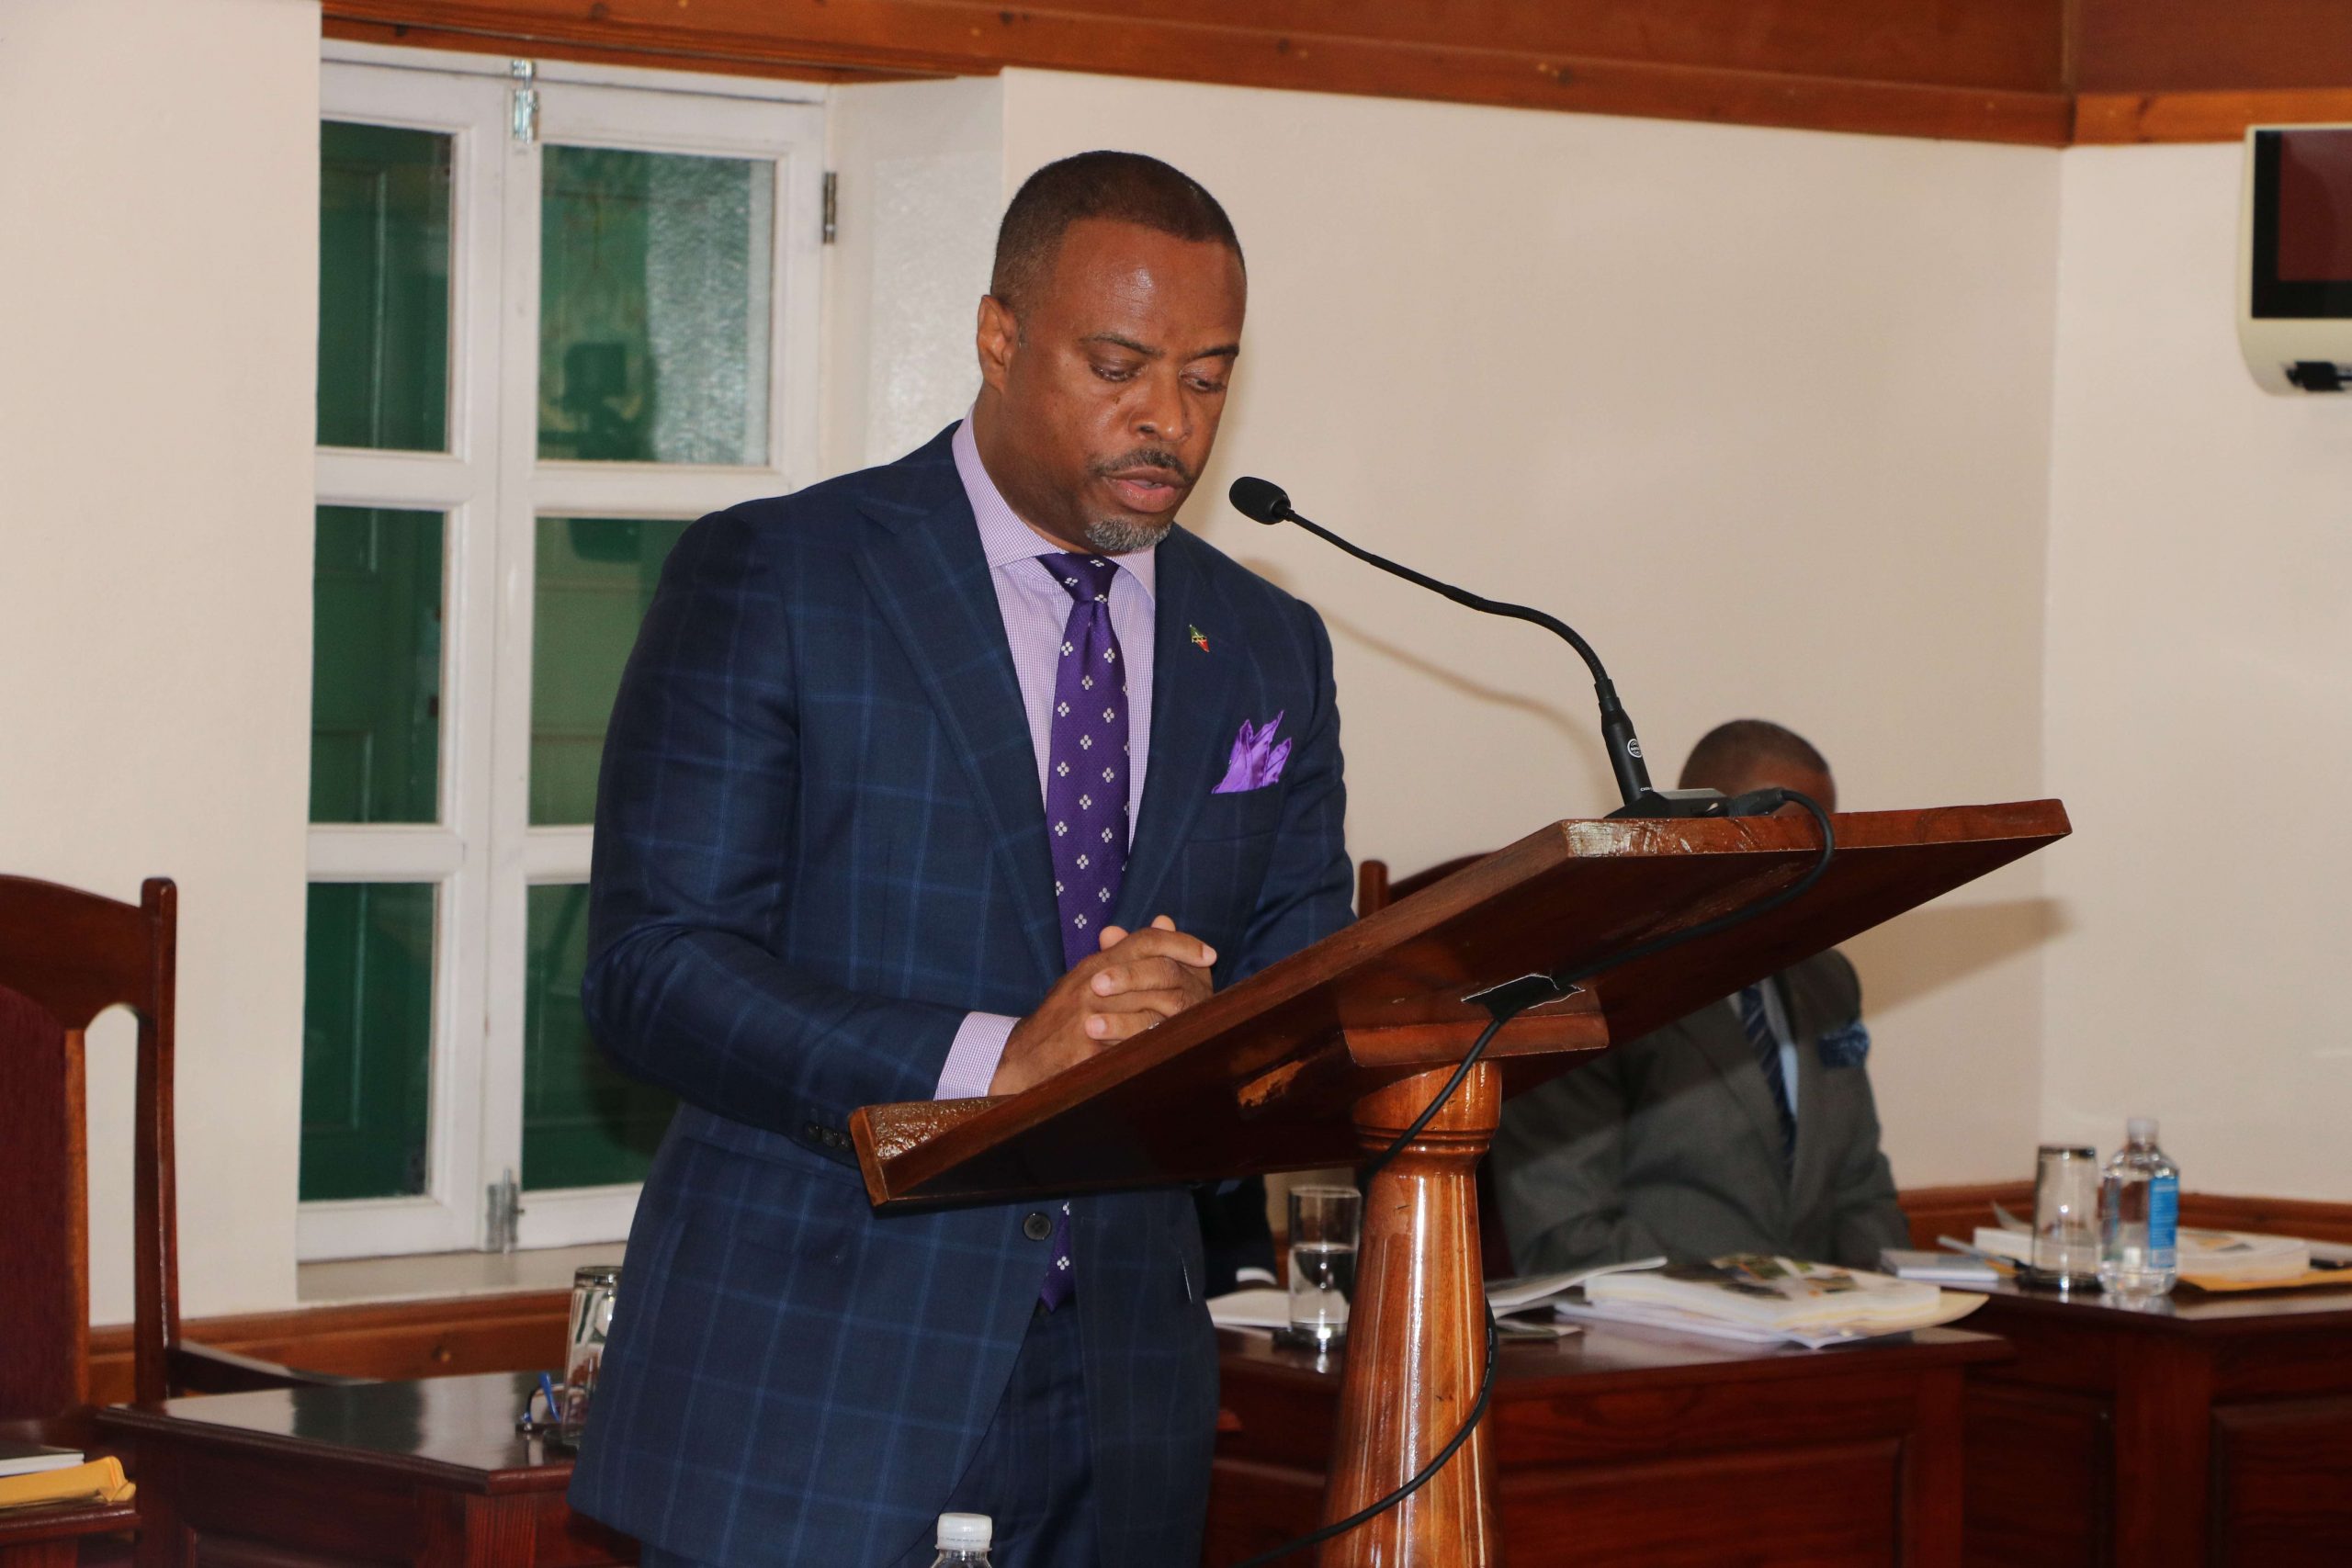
[1205,1323,2007,1567]
[1964,1280,2352,1568]
[96,1372,635,1567]
[0,1501,138,1568]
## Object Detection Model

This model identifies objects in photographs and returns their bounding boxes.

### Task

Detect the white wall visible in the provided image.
[2042,145,2352,1198]
[0,0,322,1319]
[999,71,2063,1185]
[823,76,1003,477]
[40,34,2310,1322]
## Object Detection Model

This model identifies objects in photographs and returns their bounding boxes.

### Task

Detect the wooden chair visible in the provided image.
[1353,853,1486,920]
[1356,853,1520,1281]
[0,874,345,1430]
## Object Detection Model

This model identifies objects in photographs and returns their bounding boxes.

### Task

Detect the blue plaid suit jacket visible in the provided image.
[570,427,1353,1566]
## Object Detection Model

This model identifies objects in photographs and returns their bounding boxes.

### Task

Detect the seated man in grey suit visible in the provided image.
[1492,720,1911,1274]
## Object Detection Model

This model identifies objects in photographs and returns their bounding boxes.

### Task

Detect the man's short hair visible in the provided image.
[1679,719,1830,790]
[990,151,1243,314]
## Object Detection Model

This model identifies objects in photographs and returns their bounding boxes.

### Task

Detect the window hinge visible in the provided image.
[486,1168,524,1252]
[821,170,838,244]
[509,60,539,147]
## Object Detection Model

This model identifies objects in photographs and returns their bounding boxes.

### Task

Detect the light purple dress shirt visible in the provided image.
[933,415,1159,1100]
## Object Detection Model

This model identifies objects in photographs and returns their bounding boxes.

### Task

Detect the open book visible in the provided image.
[1556,1254,1982,1348]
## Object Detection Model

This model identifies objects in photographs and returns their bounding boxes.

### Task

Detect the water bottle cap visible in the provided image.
[937,1513,991,1550]
[2126,1116,2157,1143]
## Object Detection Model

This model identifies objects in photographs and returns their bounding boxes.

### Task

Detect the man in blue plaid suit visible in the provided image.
[571,152,1353,1566]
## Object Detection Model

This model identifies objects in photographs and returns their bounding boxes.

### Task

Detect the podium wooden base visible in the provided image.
[1320,1063,1502,1566]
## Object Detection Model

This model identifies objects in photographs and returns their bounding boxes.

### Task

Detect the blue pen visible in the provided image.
[538,1371,560,1424]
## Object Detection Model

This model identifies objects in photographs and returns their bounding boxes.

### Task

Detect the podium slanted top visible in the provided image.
[852,800,2068,1211]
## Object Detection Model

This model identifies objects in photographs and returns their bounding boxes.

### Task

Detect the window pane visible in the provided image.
[538,145,773,465]
[318,121,452,451]
[530,516,690,825]
[300,883,435,1201]
[524,882,675,1189]
[311,506,444,824]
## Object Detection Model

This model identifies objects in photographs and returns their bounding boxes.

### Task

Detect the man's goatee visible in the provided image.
[1084,515,1174,554]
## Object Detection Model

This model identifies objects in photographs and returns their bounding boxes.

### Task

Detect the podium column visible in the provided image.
[1319,1061,1502,1566]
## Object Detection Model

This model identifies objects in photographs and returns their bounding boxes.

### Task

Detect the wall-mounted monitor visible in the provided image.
[2240,125,2352,394]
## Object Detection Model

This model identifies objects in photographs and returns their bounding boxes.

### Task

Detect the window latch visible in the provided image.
[509,60,538,148]
[487,1168,524,1252]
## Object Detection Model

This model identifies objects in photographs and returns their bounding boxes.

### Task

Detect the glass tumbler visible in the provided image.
[2031,1145,2102,1288]
[1283,1185,1360,1351]
[560,1264,621,1445]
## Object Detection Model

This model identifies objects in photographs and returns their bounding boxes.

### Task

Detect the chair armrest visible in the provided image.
[168,1340,369,1394]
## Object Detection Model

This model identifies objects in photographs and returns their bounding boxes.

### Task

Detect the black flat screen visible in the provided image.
[2252,128,2352,320]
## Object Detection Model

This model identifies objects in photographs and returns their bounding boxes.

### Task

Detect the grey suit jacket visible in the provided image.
[1492,950,1909,1275]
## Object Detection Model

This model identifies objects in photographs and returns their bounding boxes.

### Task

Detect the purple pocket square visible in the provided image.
[1213,713,1291,794]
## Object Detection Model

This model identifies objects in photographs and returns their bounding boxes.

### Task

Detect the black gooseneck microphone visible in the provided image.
[1227,475,1731,818]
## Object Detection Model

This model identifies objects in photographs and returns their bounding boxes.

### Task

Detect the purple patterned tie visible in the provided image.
[1036,551,1128,1311]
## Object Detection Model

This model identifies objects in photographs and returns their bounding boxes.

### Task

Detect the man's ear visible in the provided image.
[976,294,1018,393]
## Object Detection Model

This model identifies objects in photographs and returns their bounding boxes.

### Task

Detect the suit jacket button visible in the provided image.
[1023,1212,1052,1242]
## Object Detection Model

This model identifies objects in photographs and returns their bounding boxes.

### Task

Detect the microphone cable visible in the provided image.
[1230,791,1837,1565]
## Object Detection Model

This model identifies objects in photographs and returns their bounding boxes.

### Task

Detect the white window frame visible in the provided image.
[302,49,825,1260]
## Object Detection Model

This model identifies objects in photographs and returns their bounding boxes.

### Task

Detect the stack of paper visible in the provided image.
[1972,1225,2034,1265]
[1973,1224,2312,1283]
[1204,1288,1294,1331]
[0,1450,135,1511]
[1881,1247,2003,1286]
[1557,1255,1982,1348]
[1485,1256,1667,1314]
[2177,1229,2311,1283]
[0,1444,83,1480]
[1206,1259,1668,1338]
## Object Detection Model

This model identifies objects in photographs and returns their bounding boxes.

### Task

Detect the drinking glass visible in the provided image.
[1283,1185,1360,1350]
[2031,1145,2102,1288]
[560,1265,620,1445]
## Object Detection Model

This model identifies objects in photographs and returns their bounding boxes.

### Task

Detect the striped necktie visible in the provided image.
[1736,983,1797,1174]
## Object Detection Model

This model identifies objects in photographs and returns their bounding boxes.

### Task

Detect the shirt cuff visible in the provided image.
[1234,1267,1277,1287]
[936,1011,1020,1100]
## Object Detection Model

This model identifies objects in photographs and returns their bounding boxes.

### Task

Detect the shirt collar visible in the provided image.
[952,413,1159,601]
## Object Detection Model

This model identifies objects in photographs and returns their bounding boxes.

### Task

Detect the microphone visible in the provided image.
[1228,476,1733,818]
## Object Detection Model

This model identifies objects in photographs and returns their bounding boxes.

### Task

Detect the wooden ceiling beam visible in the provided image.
[324,1,2349,146]
[324,0,2072,145]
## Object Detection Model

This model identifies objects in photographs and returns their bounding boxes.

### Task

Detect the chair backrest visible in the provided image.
[1354,852,1487,917]
[0,875,179,1415]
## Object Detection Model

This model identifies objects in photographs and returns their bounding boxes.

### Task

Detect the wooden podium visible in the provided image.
[852,801,2069,1565]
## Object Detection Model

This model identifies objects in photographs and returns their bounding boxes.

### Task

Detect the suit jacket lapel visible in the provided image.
[852,448,1064,990]
[1690,997,1794,1212]
[1114,526,1241,930]
[1784,979,1835,1221]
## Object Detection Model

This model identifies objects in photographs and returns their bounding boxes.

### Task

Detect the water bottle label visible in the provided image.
[2149,1174,2179,1261]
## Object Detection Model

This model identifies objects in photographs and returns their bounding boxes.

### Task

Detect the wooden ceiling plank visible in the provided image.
[2075,88,2352,145]
[324,0,2071,145]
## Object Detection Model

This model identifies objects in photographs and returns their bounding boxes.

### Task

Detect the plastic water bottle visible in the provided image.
[2098,1117,2179,1299]
[929,1513,993,1567]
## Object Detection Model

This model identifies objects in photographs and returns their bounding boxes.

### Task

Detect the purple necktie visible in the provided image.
[1036,552,1128,1311]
